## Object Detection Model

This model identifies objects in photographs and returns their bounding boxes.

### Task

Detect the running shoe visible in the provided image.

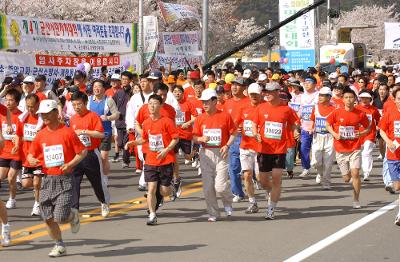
[111,155,120,163]
[5,199,16,209]
[245,203,259,214]
[138,185,147,191]
[147,215,157,226]
[135,169,142,174]
[224,206,233,216]
[174,178,182,198]
[232,195,244,203]
[299,169,310,177]
[191,159,198,168]
[352,201,361,209]
[48,245,67,257]
[265,208,275,220]
[184,159,191,165]
[363,174,370,182]
[1,224,11,247]
[385,184,396,194]
[207,216,217,222]
[315,174,321,184]
[287,171,294,179]
[31,202,40,216]
[70,208,80,234]
[101,203,110,217]
[395,215,400,226]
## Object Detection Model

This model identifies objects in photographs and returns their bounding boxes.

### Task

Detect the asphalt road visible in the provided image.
[0,152,399,261]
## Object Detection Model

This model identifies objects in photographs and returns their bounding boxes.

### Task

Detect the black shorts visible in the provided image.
[257,153,286,173]
[100,134,112,151]
[144,163,173,187]
[174,139,192,154]
[22,166,43,179]
[0,158,22,170]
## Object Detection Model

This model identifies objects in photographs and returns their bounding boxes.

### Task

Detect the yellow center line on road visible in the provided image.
[7,182,204,246]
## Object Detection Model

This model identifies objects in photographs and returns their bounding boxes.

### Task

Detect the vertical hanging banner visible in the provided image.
[158,1,200,24]
[279,0,315,70]
[143,16,159,67]
[0,14,136,53]
[384,22,400,50]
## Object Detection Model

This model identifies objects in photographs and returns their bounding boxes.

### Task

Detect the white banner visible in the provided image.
[0,52,141,84]
[142,16,159,66]
[0,14,135,53]
[153,53,202,69]
[158,1,200,24]
[384,22,400,50]
[158,31,201,55]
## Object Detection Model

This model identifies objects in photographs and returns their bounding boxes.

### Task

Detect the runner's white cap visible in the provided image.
[23,76,35,83]
[359,92,372,99]
[248,83,262,94]
[243,69,251,79]
[111,74,121,80]
[319,87,332,96]
[199,88,217,101]
[258,73,268,82]
[265,82,281,91]
[36,99,58,114]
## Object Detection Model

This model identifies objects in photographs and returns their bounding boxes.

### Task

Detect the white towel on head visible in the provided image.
[18,111,44,131]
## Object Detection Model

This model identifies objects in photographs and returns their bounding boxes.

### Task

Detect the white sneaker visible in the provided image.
[232,195,244,203]
[315,174,321,184]
[184,159,191,165]
[31,202,40,216]
[70,208,80,234]
[395,214,400,226]
[197,168,202,177]
[135,169,142,174]
[48,245,67,257]
[5,199,16,209]
[224,206,233,216]
[363,174,370,182]
[352,201,361,209]
[1,224,11,247]
[207,216,217,222]
[377,154,383,160]
[299,169,310,177]
[191,159,198,168]
[265,208,275,220]
[101,203,110,218]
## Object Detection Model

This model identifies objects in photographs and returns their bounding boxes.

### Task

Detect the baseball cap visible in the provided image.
[258,73,267,82]
[319,87,332,96]
[305,76,317,83]
[231,77,245,85]
[167,75,176,84]
[23,76,35,84]
[247,83,261,94]
[243,69,251,79]
[329,72,338,79]
[288,80,302,88]
[36,99,58,114]
[147,69,162,80]
[265,82,281,91]
[110,74,121,80]
[199,88,217,101]
[271,73,281,81]
[359,92,372,99]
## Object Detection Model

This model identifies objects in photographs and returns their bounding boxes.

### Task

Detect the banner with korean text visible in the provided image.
[279,0,315,70]
[158,1,200,24]
[158,31,201,55]
[0,15,137,53]
[384,22,400,50]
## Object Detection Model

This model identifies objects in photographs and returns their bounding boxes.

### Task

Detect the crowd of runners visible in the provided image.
[1,62,400,257]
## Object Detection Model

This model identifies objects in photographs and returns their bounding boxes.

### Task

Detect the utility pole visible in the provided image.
[202,0,209,64]
[326,0,331,42]
[267,20,272,68]
[138,0,144,73]
[315,5,320,64]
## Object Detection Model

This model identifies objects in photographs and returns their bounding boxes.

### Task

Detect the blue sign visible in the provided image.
[280,49,315,71]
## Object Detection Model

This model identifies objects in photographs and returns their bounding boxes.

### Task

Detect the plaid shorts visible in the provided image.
[40,174,72,223]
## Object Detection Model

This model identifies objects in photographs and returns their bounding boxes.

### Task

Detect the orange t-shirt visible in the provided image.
[19,114,44,167]
[378,109,400,160]
[216,101,225,111]
[383,98,396,115]
[224,96,251,125]
[105,87,120,98]
[0,110,23,161]
[70,110,104,151]
[310,103,337,133]
[355,104,381,142]
[188,98,204,115]
[35,92,47,101]
[29,125,86,176]
[176,79,186,87]
[252,103,297,154]
[184,86,196,100]
[286,108,300,148]
[326,107,370,153]
[331,97,344,109]
[175,99,198,140]
[142,116,179,166]
[239,102,260,151]
[192,110,236,149]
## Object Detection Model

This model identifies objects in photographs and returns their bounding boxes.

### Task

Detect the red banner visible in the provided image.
[35,54,120,67]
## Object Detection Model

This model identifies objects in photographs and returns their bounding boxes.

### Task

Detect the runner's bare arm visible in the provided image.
[356,122,371,138]
[251,121,261,143]
[182,116,196,129]
[134,120,143,137]
[27,153,40,166]
[76,129,104,139]
[0,131,4,149]
[379,129,396,151]
[60,149,88,173]
[105,98,120,121]
[125,138,146,150]
[157,137,179,160]
[193,135,209,144]
[11,135,20,155]
[326,123,340,140]
[220,134,237,159]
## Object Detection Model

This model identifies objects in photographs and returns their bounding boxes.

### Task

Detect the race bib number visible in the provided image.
[44,145,64,168]
[23,124,37,141]
[264,121,283,140]
[394,121,400,138]
[2,123,16,141]
[301,105,314,121]
[315,117,327,134]
[79,135,92,147]
[289,103,301,113]
[243,120,253,137]
[149,134,164,152]
[204,128,222,146]
[175,109,186,126]
[339,126,355,140]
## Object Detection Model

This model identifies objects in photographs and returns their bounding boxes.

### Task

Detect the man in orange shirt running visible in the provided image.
[252,82,298,220]
[70,91,110,217]
[356,91,381,181]
[126,94,179,225]
[193,89,236,222]
[28,99,87,257]
[326,88,370,208]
